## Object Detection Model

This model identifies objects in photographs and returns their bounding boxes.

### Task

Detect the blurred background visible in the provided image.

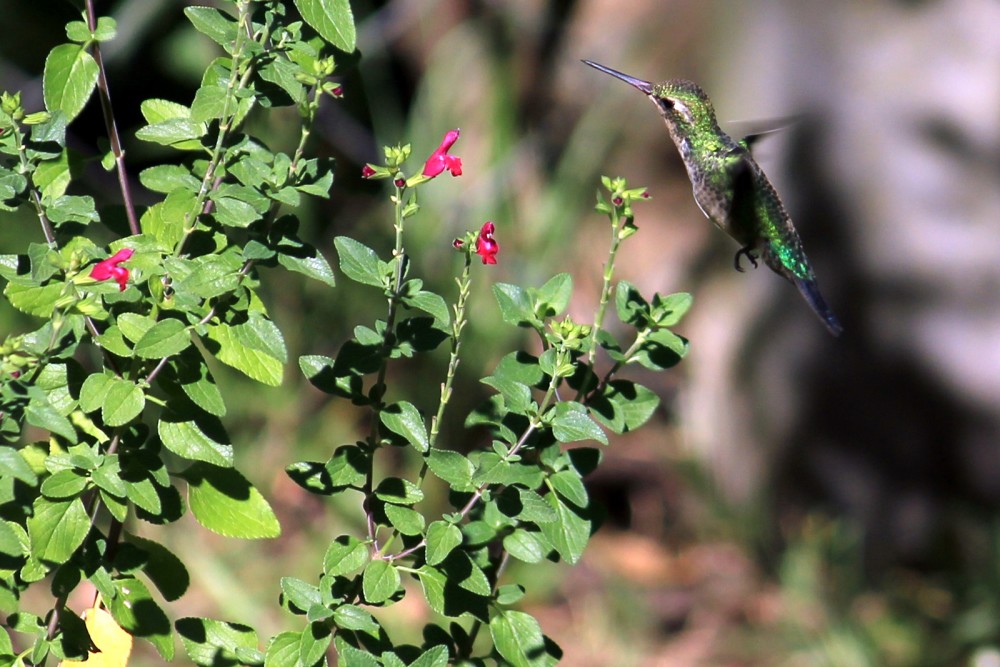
[2,0,1000,664]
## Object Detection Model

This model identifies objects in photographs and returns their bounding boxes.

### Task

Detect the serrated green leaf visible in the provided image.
[280,577,322,612]
[409,645,449,667]
[323,535,370,576]
[265,632,300,667]
[292,0,356,52]
[533,273,572,317]
[184,6,238,50]
[332,605,379,635]
[4,282,64,318]
[26,395,76,441]
[206,316,286,386]
[402,290,450,325]
[424,521,462,566]
[590,380,660,433]
[651,291,693,326]
[489,609,553,667]
[426,448,474,489]
[537,492,591,565]
[551,401,607,445]
[43,44,98,121]
[185,463,281,539]
[134,318,190,358]
[102,377,145,427]
[277,248,336,287]
[27,497,89,565]
[140,188,195,250]
[380,401,429,453]
[503,529,547,564]
[0,448,38,485]
[362,560,399,604]
[493,283,537,328]
[383,504,424,536]
[136,117,207,148]
[334,236,384,287]
[548,470,588,507]
[159,416,234,467]
[118,312,155,342]
[139,164,201,194]
[39,470,89,499]
[615,279,649,327]
[374,477,423,505]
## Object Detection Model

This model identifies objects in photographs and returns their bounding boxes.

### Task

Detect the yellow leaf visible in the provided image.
[60,606,133,667]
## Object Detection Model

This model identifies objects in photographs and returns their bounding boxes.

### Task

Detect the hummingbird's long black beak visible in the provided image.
[582,60,654,95]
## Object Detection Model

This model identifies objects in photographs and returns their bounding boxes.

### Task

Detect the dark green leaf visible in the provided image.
[184,6,238,50]
[532,273,572,318]
[281,577,322,612]
[374,477,424,505]
[124,534,189,601]
[489,609,553,667]
[426,448,474,490]
[383,504,424,536]
[503,529,547,564]
[102,377,145,427]
[133,318,190,359]
[493,283,538,328]
[158,416,234,467]
[176,617,258,667]
[590,380,660,434]
[401,289,450,325]
[39,470,88,499]
[424,521,462,566]
[332,604,379,635]
[537,492,591,564]
[108,576,174,659]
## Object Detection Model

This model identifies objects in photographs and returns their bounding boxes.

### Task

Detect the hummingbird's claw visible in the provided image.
[734,246,759,272]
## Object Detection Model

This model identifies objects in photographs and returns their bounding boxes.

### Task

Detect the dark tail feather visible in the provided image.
[793,277,843,337]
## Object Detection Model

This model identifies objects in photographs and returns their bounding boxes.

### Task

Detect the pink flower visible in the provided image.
[421,129,463,178]
[475,222,498,265]
[361,164,377,178]
[91,248,134,291]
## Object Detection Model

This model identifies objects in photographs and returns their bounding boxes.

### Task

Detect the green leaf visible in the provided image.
[118,312,155,343]
[184,6,238,50]
[265,632,300,667]
[651,291,693,326]
[176,617,258,667]
[27,497,89,565]
[277,247,336,287]
[206,315,286,386]
[374,477,424,505]
[632,329,688,370]
[134,318,191,358]
[0,448,38,485]
[136,117,208,148]
[78,372,111,413]
[43,44,98,121]
[102,376,145,427]
[159,416,234,467]
[108,576,174,659]
[280,577,322,612]
[426,448,474,490]
[380,401,429,453]
[490,609,554,667]
[298,623,331,667]
[424,521,462,566]
[332,605,379,635]
[532,273,572,318]
[323,535,370,576]
[615,279,649,327]
[25,395,76,442]
[409,645,449,667]
[503,529,548,564]
[124,534,189,601]
[46,195,98,225]
[493,283,538,328]
[4,282,64,318]
[548,470,588,507]
[140,188,195,250]
[551,401,608,445]
[184,463,281,539]
[590,380,660,434]
[292,0,357,52]
[383,504,424,536]
[402,290,450,325]
[39,470,89,499]
[362,560,399,604]
[334,236,385,287]
[139,164,200,194]
[538,492,591,565]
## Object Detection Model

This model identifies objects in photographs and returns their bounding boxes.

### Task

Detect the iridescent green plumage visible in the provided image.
[584,60,842,336]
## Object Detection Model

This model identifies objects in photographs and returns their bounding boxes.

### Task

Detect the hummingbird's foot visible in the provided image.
[734,246,759,272]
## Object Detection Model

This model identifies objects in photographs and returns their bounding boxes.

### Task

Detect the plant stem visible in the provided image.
[85,0,139,235]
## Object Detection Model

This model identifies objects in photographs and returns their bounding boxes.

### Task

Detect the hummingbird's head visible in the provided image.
[582,60,718,131]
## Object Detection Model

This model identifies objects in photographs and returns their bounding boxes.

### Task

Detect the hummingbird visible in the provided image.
[583,60,843,336]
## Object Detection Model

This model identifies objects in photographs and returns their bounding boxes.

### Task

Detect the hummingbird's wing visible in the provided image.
[724,150,761,251]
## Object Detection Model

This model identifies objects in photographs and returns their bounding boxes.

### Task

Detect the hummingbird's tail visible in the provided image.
[793,277,843,337]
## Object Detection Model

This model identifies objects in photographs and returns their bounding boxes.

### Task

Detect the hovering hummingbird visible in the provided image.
[583,60,843,336]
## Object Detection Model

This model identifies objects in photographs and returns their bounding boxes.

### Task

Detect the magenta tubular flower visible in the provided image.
[475,221,499,265]
[361,164,377,178]
[421,129,463,178]
[90,248,134,291]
